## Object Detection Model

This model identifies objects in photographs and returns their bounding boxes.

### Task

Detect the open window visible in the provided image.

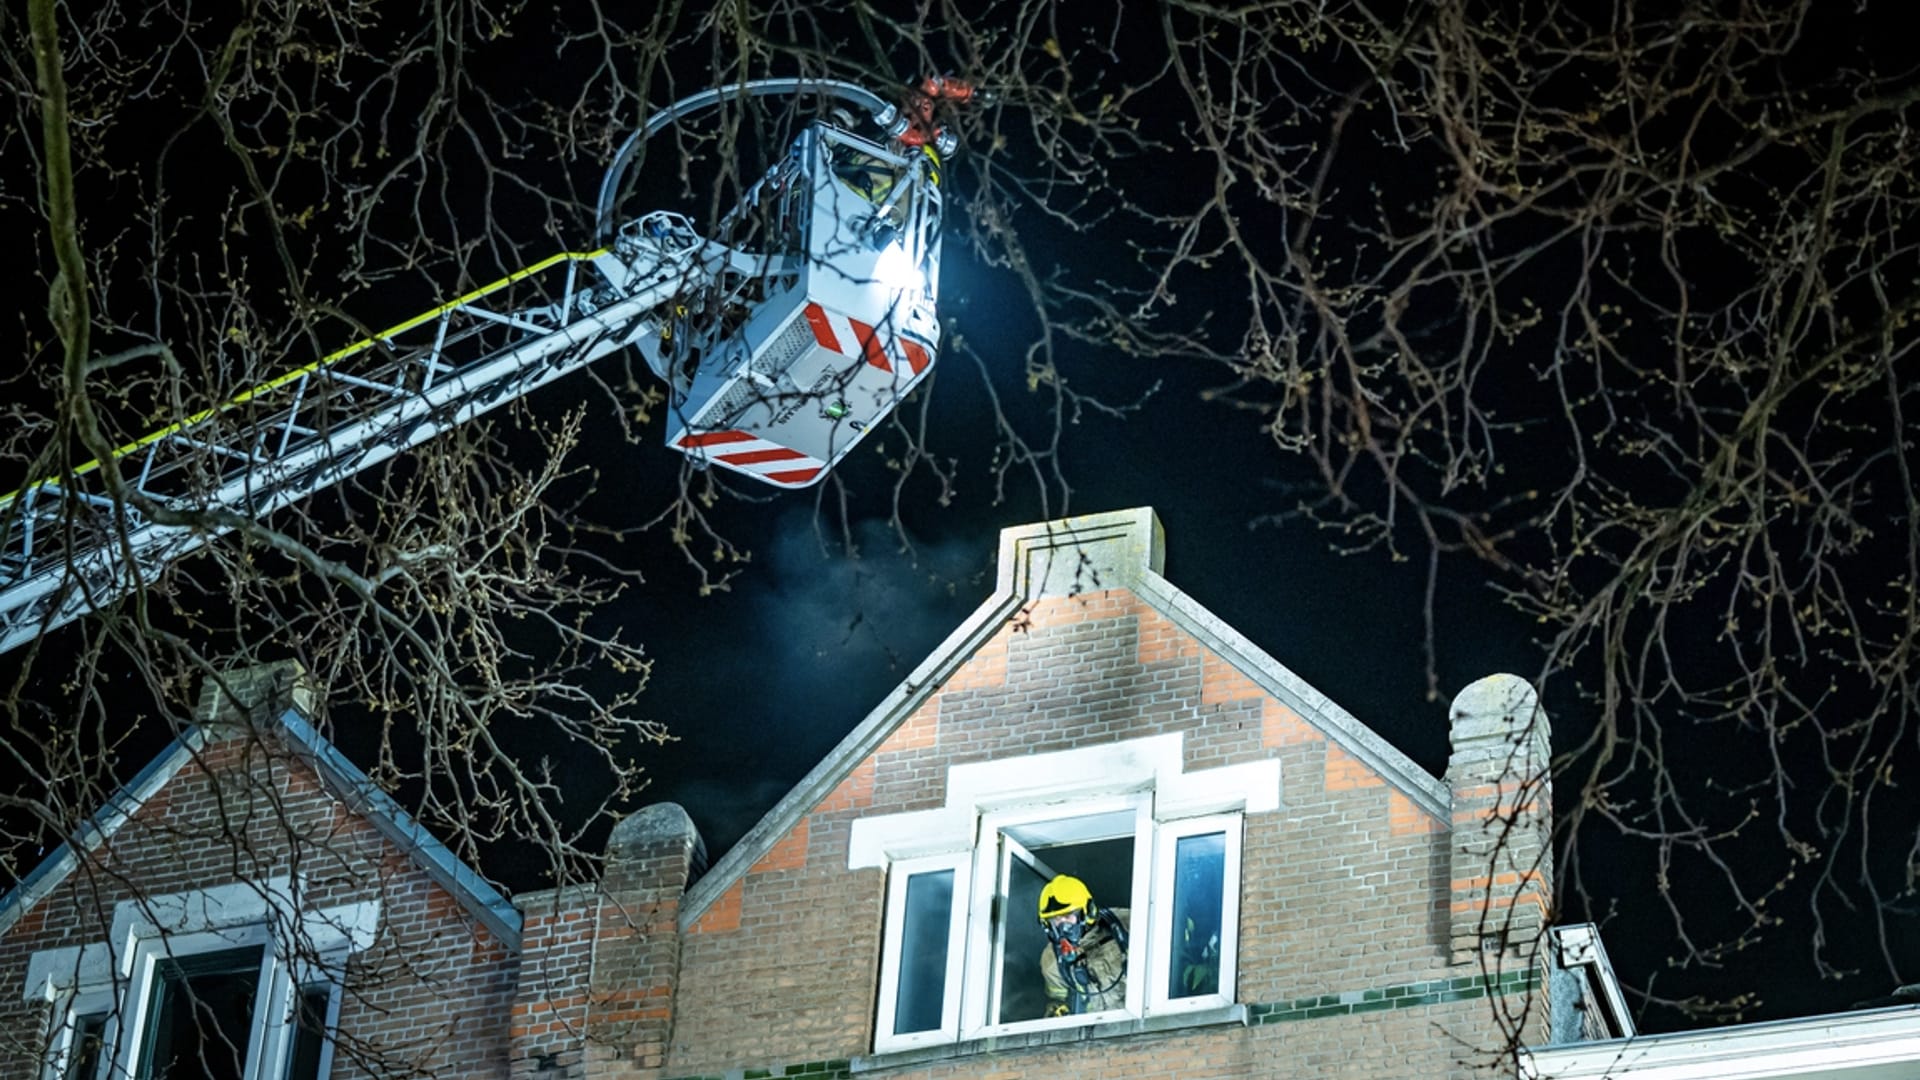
[872,795,1243,1054]
[855,732,1274,1056]
[978,801,1151,1029]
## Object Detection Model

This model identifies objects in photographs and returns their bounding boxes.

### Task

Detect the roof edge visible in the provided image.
[0,729,209,939]
[275,708,523,949]
[1135,572,1451,818]
[680,588,1027,926]
[1520,1003,1920,1078]
[682,521,1458,923]
[0,701,522,952]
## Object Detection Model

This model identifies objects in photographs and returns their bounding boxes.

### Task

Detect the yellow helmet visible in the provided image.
[1038,874,1095,922]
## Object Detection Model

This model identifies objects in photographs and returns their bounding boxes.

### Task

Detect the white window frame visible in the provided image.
[873,852,972,1052]
[855,733,1274,1056]
[26,880,376,1080]
[985,832,1056,1027]
[43,986,113,1080]
[870,796,1245,1052]
[114,922,289,1080]
[284,973,345,1080]
[46,932,357,1080]
[1147,812,1242,1015]
[963,794,1153,1039]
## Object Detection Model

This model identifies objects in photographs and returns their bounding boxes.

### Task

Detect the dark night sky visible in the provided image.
[6,0,1917,1044]
[539,224,1488,853]
[499,152,1914,1032]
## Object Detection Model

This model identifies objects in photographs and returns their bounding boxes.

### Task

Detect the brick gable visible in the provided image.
[0,714,516,1078]
[663,584,1519,1077]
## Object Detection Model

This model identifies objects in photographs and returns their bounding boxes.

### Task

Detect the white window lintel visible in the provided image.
[850,733,1278,869]
[25,882,380,1002]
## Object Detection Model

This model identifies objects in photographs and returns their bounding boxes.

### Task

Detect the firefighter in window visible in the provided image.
[1038,874,1130,1017]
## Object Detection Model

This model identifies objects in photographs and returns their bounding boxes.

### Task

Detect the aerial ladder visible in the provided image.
[0,77,981,656]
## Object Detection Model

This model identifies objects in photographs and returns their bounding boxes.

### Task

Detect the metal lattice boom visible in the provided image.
[0,226,698,655]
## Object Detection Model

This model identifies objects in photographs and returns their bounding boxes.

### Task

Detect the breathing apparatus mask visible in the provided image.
[1047,911,1088,949]
[1038,874,1098,952]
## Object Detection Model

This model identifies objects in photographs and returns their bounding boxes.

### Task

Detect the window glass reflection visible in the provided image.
[64,1012,106,1080]
[1168,832,1226,999]
[893,869,955,1034]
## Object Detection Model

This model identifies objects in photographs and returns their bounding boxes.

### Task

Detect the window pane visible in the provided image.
[1168,832,1227,999]
[830,144,907,208]
[137,945,264,1080]
[283,985,333,1080]
[892,870,954,1035]
[64,1012,106,1080]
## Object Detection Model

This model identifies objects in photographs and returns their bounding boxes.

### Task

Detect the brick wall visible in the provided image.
[659,589,1539,1078]
[0,670,516,1078]
[512,804,705,1079]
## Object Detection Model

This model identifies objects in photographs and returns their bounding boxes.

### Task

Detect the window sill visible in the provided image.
[853,1005,1250,1073]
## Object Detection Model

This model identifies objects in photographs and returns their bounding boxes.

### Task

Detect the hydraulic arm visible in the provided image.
[0,77,975,655]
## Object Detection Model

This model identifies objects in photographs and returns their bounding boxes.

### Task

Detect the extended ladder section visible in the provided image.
[0,224,701,655]
[0,83,962,655]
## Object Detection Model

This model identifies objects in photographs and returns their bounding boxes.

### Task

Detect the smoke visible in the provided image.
[756,509,983,696]
[646,508,986,855]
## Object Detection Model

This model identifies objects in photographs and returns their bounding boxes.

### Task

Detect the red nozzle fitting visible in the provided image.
[890,74,985,155]
[919,75,982,103]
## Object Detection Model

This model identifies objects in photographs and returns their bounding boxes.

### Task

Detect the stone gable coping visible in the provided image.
[0,696,522,950]
[276,707,522,947]
[1133,573,1451,819]
[676,587,1026,929]
[680,510,1166,928]
[995,506,1165,600]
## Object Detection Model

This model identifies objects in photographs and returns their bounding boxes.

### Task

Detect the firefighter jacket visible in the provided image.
[1039,908,1130,1015]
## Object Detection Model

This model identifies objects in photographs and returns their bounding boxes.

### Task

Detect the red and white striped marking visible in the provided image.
[674,430,825,487]
[898,334,932,376]
[800,302,935,378]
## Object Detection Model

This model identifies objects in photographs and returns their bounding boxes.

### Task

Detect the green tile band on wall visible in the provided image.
[669,970,1537,1080]
[663,1061,853,1080]
[1249,968,1540,1025]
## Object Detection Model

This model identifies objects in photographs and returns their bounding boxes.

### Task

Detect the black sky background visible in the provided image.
[5,0,1917,1042]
